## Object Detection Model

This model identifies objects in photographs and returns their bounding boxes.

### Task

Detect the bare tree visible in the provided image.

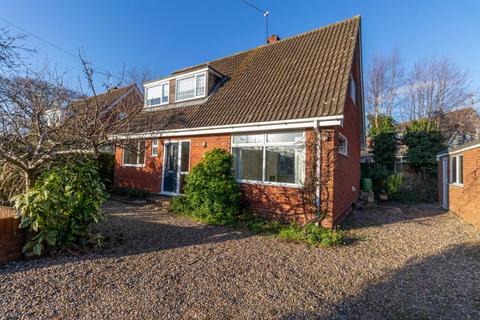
[366,49,404,132]
[402,56,474,127]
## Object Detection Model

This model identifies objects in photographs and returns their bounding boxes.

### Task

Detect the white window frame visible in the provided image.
[449,154,464,186]
[231,132,306,188]
[122,140,146,167]
[338,133,348,156]
[145,82,169,107]
[175,71,207,102]
[151,138,158,157]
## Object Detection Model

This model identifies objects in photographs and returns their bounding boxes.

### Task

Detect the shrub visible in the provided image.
[278,222,344,247]
[0,162,25,206]
[386,173,404,195]
[13,161,108,256]
[112,186,150,199]
[96,152,115,190]
[171,148,241,224]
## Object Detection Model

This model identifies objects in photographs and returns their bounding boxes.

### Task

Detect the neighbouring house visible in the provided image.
[437,139,480,228]
[113,16,365,227]
[68,84,143,153]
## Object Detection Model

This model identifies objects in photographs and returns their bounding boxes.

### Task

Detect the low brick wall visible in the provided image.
[0,206,25,264]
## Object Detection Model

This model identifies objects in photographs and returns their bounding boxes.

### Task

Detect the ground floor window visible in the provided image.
[232,132,305,185]
[450,154,463,185]
[123,140,146,166]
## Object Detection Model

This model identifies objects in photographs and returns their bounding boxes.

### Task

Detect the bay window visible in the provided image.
[232,132,305,185]
[176,72,206,102]
[123,140,145,166]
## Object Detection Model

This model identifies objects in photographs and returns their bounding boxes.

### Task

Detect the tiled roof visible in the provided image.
[71,84,138,111]
[127,16,360,134]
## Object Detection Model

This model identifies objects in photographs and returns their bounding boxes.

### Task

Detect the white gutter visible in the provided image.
[111,115,343,140]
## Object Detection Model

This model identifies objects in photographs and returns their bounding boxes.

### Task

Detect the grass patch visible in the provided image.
[171,200,344,247]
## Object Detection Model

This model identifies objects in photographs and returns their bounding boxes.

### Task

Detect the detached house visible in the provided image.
[114,16,365,227]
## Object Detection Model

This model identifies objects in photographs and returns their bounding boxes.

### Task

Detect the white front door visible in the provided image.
[442,157,449,209]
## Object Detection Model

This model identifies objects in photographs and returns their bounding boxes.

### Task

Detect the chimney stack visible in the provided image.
[267,34,280,44]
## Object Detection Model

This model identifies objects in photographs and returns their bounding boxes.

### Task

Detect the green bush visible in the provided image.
[171,148,241,224]
[112,186,150,199]
[96,153,115,190]
[278,222,344,247]
[386,173,404,195]
[13,161,108,256]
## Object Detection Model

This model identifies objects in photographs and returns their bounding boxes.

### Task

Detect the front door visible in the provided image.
[442,157,449,209]
[162,141,190,194]
[163,142,178,194]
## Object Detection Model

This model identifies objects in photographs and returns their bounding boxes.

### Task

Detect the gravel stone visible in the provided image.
[1,201,479,319]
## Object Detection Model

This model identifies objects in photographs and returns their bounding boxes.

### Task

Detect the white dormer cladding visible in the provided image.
[143,66,222,108]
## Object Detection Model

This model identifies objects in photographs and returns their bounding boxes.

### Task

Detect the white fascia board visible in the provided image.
[111,115,343,140]
[436,142,480,160]
[144,67,211,89]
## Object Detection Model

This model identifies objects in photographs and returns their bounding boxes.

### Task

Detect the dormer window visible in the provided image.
[146,82,169,107]
[176,72,206,102]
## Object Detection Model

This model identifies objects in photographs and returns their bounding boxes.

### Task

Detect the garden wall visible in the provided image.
[0,206,25,264]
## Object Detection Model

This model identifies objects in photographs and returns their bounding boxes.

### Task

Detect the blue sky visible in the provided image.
[1,0,479,92]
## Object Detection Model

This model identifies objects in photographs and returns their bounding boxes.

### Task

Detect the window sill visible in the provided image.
[339,152,349,158]
[123,164,145,168]
[174,94,206,103]
[238,179,304,189]
[145,103,168,108]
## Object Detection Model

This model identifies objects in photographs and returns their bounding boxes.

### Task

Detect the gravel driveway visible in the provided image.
[1,200,479,319]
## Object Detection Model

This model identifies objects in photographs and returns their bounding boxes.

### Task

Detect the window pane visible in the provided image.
[176,76,195,101]
[233,147,263,181]
[265,147,304,184]
[458,155,463,184]
[233,134,264,144]
[146,85,163,106]
[181,141,190,172]
[339,135,348,155]
[161,83,169,103]
[152,139,158,156]
[451,156,457,183]
[266,132,303,143]
[196,74,205,96]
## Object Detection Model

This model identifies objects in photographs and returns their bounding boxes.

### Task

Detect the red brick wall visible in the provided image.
[443,147,480,228]
[114,134,231,193]
[0,206,25,264]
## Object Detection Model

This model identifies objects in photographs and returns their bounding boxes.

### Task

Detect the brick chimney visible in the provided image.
[267,34,280,44]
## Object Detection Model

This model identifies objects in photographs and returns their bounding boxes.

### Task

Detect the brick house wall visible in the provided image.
[115,125,360,227]
[0,206,25,264]
[439,147,480,228]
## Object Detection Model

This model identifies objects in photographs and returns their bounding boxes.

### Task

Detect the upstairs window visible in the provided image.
[349,73,356,104]
[146,82,169,107]
[450,154,463,185]
[176,72,206,102]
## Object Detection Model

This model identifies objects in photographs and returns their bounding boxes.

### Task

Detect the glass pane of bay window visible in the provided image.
[232,134,264,144]
[233,147,263,181]
[266,132,303,143]
[458,155,463,184]
[451,156,457,183]
[265,147,304,184]
[176,76,196,101]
